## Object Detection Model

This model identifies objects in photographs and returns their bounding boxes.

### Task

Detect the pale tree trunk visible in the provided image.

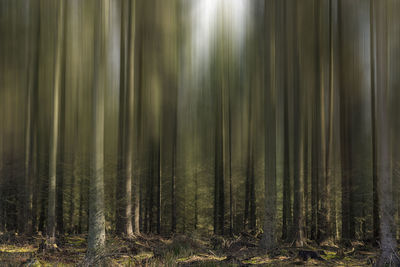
[47,0,64,243]
[86,0,108,263]
[117,0,135,237]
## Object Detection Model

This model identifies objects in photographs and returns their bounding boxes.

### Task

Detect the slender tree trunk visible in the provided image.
[47,0,64,243]
[228,89,233,237]
[292,0,304,246]
[370,0,380,245]
[315,0,328,243]
[126,0,136,237]
[194,164,198,230]
[261,0,277,250]
[214,70,225,236]
[337,0,352,241]
[116,0,127,236]
[245,86,255,232]
[304,111,310,239]
[171,124,177,233]
[282,0,291,241]
[68,138,77,233]
[56,60,66,235]
[24,1,40,234]
[157,136,161,235]
[325,0,335,240]
[171,80,177,234]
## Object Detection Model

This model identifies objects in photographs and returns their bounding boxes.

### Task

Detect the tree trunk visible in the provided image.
[325,0,335,240]
[370,0,380,245]
[214,70,225,236]
[261,0,277,251]
[194,164,198,230]
[338,0,353,241]
[156,137,161,235]
[116,0,135,237]
[116,0,128,236]
[86,0,107,262]
[47,0,64,243]
[281,0,291,241]
[56,58,66,235]
[24,1,40,235]
[292,0,304,246]
[374,0,399,264]
[171,74,177,234]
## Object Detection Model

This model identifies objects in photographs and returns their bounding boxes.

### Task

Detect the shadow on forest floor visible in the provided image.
[0,232,379,266]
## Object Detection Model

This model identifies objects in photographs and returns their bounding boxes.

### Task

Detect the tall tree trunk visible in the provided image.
[281,0,291,241]
[171,70,177,233]
[116,0,135,237]
[116,0,128,236]
[86,0,107,262]
[56,55,66,235]
[194,164,198,230]
[228,89,233,237]
[337,0,353,241]
[325,0,335,240]
[292,0,304,246]
[374,0,399,264]
[245,84,255,232]
[47,0,65,243]
[261,0,277,250]
[156,136,161,235]
[214,71,225,236]
[370,0,380,245]
[24,1,40,235]
[315,0,328,243]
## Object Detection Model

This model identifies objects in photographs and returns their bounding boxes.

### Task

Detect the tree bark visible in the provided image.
[86,0,107,262]
[261,0,277,251]
[47,0,65,243]
[116,0,135,237]
[370,0,380,245]
[374,0,399,264]
[292,0,304,246]
[282,0,291,241]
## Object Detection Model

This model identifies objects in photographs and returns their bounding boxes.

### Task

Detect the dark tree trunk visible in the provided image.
[261,0,277,251]
[292,0,304,246]
[370,0,380,245]
[374,0,399,264]
[282,0,291,241]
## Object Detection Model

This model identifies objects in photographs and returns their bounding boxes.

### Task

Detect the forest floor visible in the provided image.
[0,232,380,266]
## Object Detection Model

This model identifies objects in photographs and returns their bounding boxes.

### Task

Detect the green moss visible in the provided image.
[242,256,271,265]
[322,250,337,260]
[0,245,36,253]
[133,251,154,261]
